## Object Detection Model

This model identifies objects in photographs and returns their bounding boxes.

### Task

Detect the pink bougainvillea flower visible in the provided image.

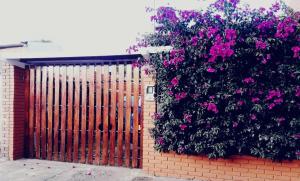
[190,36,199,46]
[180,10,200,20]
[225,29,237,41]
[237,100,245,106]
[270,2,280,12]
[257,20,274,32]
[275,17,297,39]
[235,88,243,94]
[209,41,235,62]
[156,137,165,145]
[277,117,285,124]
[167,90,173,96]
[184,114,192,123]
[242,77,255,84]
[169,49,185,66]
[268,103,276,110]
[175,92,187,101]
[233,122,238,128]
[207,67,216,73]
[132,61,140,68]
[179,124,188,131]
[151,113,162,120]
[274,98,283,104]
[292,134,300,139]
[171,77,179,87]
[292,46,300,59]
[266,90,282,100]
[163,59,169,67]
[198,29,205,39]
[251,97,260,103]
[156,7,179,24]
[199,102,209,108]
[207,103,219,114]
[296,86,300,97]
[209,95,215,99]
[250,114,257,120]
[214,14,222,20]
[256,40,267,50]
[207,26,219,37]
[262,58,268,64]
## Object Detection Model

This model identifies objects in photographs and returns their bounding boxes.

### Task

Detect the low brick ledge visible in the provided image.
[142,152,300,181]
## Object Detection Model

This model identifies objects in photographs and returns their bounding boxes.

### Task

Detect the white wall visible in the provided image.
[0,61,3,158]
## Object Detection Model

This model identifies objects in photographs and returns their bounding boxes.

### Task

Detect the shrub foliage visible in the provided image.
[131,0,300,160]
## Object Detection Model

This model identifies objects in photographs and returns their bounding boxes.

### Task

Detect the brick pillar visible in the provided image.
[0,63,25,160]
[142,70,165,175]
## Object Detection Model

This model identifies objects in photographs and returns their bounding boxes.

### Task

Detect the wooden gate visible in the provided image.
[25,62,143,168]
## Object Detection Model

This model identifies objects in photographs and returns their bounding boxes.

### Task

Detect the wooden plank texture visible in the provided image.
[73,66,80,162]
[47,66,54,160]
[109,65,117,165]
[139,68,144,168]
[35,66,41,159]
[80,66,87,163]
[66,66,74,162]
[87,66,95,164]
[60,66,67,161]
[117,64,125,166]
[53,66,60,161]
[24,68,30,157]
[125,64,132,167]
[41,67,47,159]
[28,68,35,158]
[132,67,139,168]
[94,65,102,164]
[102,65,109,165]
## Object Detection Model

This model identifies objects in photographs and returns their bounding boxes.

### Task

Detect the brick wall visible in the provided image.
[0,63,25,160]
[142,72,300,181]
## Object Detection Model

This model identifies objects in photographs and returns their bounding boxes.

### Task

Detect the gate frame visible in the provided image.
[0,54,143,165]
[21,54,144,168]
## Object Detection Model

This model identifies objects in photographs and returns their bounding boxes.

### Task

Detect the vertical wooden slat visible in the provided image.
[132,67,139,168]
[73,65,80,162]
[80,66,87,163]
[24,68,30,157]
[94,65,102,164]
[87,66,95,164]
[60,66,67,161]
[109,65,117,165]
[139,68,144,168]
[41,67,47,159]
[35,66,41,159]
[102,65,109,165]
[53,66,60,160]
[66,66,74,162]
[117,64,125,166]
[28,68,35,158]
[47,66,54,160]
[125,64,132,167]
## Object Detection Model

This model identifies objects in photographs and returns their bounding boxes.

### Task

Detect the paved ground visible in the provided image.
[0,159,189,181]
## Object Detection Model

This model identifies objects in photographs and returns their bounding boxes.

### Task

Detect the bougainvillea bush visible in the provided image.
[131,0,300,160]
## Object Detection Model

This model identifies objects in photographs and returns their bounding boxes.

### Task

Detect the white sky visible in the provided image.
[0,0,282,54]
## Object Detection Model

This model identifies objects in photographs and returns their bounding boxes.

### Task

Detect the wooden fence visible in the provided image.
[25,63,143,168]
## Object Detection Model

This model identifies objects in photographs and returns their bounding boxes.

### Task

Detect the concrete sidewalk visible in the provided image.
[0,159,189,181]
